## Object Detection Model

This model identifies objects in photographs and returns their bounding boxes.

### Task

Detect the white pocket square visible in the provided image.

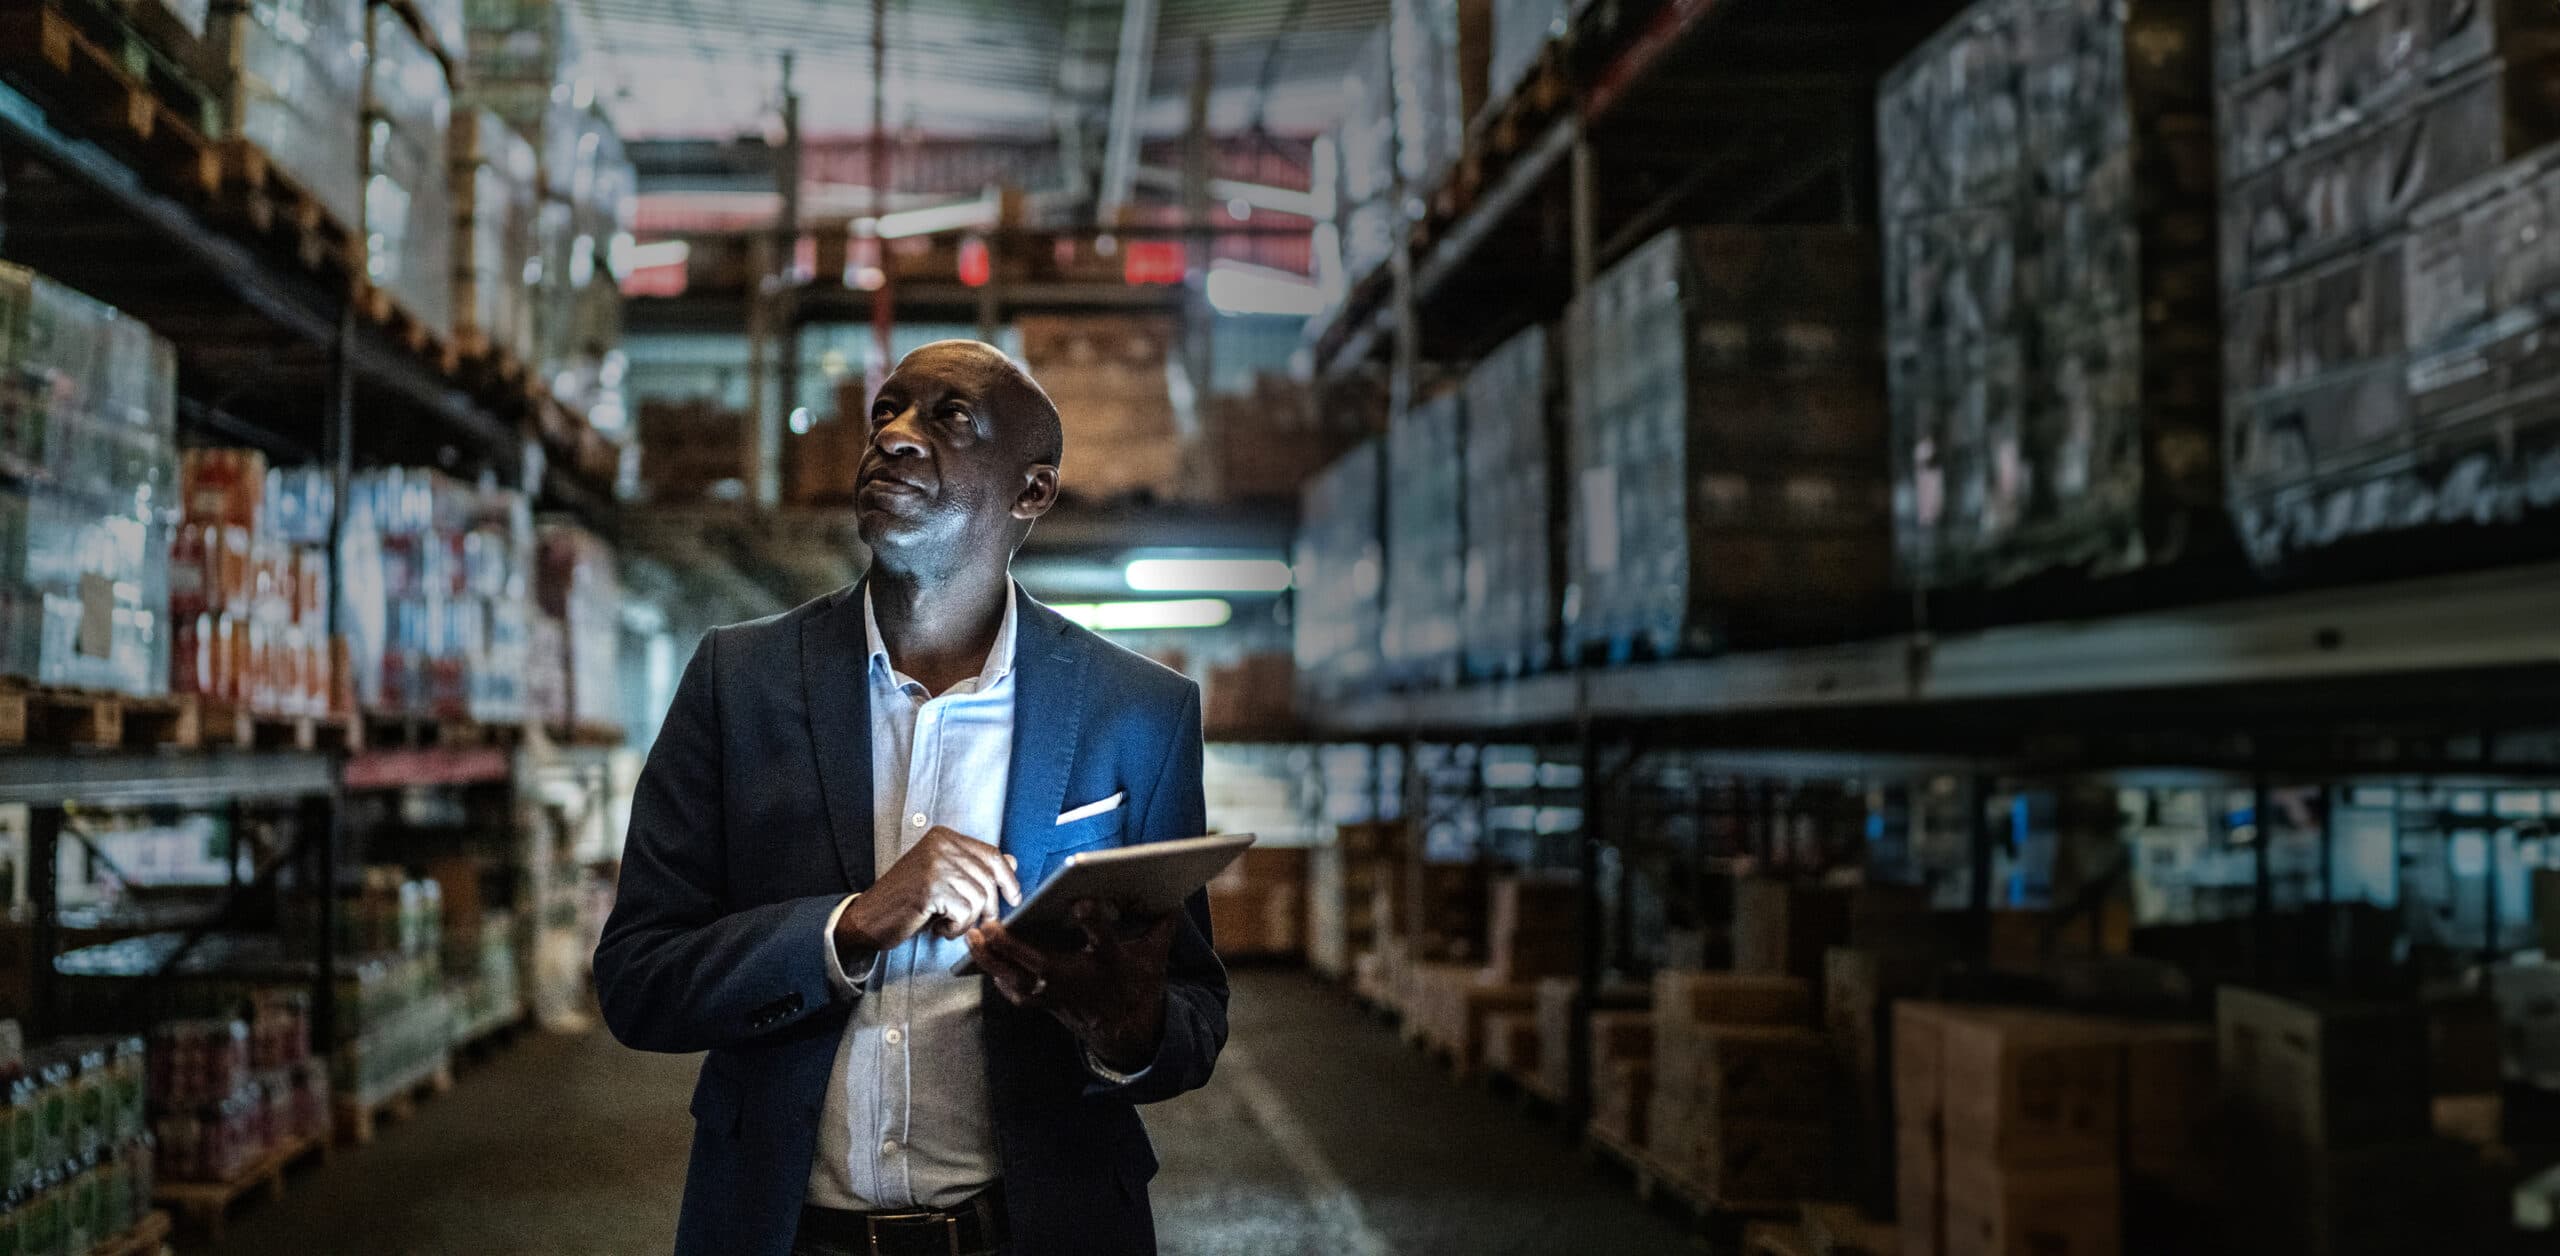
[1055,791,1125,825]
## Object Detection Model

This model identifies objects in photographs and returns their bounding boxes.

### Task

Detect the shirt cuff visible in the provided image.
[1083,1046,1152,1087]
[821,895,881,997]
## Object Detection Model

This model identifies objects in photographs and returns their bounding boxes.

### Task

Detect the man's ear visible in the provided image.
[1014,464,1061,522]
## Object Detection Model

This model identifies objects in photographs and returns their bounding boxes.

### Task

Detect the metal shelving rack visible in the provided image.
[1293,0,2560,1126]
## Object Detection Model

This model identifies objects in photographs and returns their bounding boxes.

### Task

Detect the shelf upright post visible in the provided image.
[314,293,357,1052]
[28,805,62,1038]
[1966,772,1995,962]
[2252,767,2273,981]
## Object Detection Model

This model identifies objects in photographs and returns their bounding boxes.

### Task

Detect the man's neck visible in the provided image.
[869,563,1012,697]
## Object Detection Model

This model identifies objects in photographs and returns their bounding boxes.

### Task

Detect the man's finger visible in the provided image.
[960,843,1023,908]
[978,921,1058,975]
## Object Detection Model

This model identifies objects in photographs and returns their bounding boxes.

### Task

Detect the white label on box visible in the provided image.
[76,572,114,659]
[1581,465,1620,574]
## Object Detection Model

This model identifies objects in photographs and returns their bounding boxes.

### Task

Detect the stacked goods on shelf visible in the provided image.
[1332,28,1398,280]
[1460,324,1555,678]
[2216,988,2489,1254]
[1292,440,1384,702]
[364,2,456,335]
[1731,879,1852,993]
[1590,1044,1654,1149]
[1206,847,1308,960]
[150,997,327,1187]
[1201,652,1293,734]
[1016,315,1184,502]
[636,398,748,502]
[1380,387,1465,686]
[2,1030,156,1254]
[171,451,336,717]
[1487,0,1580,114]
[1896,1004,2219,1256]
[1484,874,1576,982]
[1647,971,1825,1207]
[1389,0,1491,199]
[1187,374,1351,504]
[446,913,521,1042]
[1403,963,1533,1075]
[1378,860,1489,966]
[526,612,569,728]
[2218,0,2560,567]
[550,110,634,427]
[535,521,618,731]
[1824,946,1939,1218]
[337,469,530,722]
[1564,227,1888,663]
[0,266,178,698]
[1310,820,1401,979]
[1527,977,1649,1105]
[209,0,369,229]
[450,108,541,361]
[331,871,454,1109]
[1880,0,2220,590]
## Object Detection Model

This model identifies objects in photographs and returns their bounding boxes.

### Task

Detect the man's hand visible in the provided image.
[966,899,1176,1072]
[837,826,1021,958]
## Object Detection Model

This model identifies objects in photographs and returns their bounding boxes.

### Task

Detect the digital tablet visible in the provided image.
[949,832,1255,975]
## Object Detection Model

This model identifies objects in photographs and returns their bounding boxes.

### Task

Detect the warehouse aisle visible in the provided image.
[200,970,1692,1255]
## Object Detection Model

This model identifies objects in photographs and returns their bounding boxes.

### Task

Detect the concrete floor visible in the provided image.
[203,970,1697,1255]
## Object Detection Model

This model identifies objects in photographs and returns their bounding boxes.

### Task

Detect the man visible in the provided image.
[596,340,1229,1256]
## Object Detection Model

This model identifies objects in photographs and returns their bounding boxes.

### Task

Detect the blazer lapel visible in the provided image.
[799,583,875,890]
[1001,586,1089,867]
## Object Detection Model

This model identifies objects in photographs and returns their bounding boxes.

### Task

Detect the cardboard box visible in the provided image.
[1899,1124,1944,1256]
[1678,1119,1828,1207]
[1593,1058,1653,1148]
[1942,1158,2120,1256]
[1486,875,1580,982]
[1894,1001,1961,1130]
[1530,979,1650,1100]
[2432,1093,2501,1147]
[2217,987,2429,1150]
[1735,879,1853,986]
[1669,1026,1827,1123]
[1656,970,1812,1029]
[1483,1009,1542,1079]
[2116,1021,2216,1169]
[1939,1010,2123,1168]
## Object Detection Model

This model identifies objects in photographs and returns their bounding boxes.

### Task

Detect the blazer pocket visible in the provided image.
[1030,810,1128,886]
[1055,790,1127,826]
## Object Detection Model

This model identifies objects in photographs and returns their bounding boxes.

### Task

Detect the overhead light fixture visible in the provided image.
[789,407,813,435]
[1124,556,1293,593]
[1051,599,1233,631]
[1204,260,1323,317]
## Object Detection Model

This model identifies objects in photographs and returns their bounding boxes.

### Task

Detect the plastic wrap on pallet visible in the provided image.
[1488,0,1575,113]
[2216,0,2560,567]
[338,469,528,720]
[460,0,598,200]
[1390,0,1484,197]
[1292,440,1384,700]
[536,521,617,729]
[451,109,540,361]
[1333,27,1398,282]
[217,0,369,232]
[1381,388,1465,686]
[170,450,334,716]
[0,265,177,699]
[1565,228,1890,662]
[1879,0,2220,590]
[1461,324,1553,679]
[366,6,456,337]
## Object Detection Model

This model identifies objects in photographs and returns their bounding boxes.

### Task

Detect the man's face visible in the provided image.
[854,343,1049,565]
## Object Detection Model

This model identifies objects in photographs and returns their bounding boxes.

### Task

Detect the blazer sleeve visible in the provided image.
[594,629,847,1054]
[1085,682,1230,1103]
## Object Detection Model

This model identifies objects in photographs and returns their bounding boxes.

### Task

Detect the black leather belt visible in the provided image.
[795,1188,1007,1256]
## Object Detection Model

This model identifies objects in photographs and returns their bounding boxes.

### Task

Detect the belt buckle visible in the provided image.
[862,1211,962,1256]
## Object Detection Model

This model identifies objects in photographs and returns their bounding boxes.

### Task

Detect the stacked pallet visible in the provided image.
[1896,1004,2217,1256]
[1564,227,1888,662]
[1404,962,1534,1075]
[2217,0,2560,566]
[1529,977,1650,1104]
[1382,388,1468,687]
[363,3,455,336]
[2218,987,2491,1254]
[1732,879,1852,992]
[1823,946,1938,1218]
[1311,820,1403,979]
[636,399,749,503]
[1017,314,1187,502]
[1206,847,1308,960]
[1647,971,1825,1208]
[1485,874,1578,982]
[1487,0,1582,117]
[1332,29,1399,280]
[1389,0,1491,201]
[1880,0,2221,589]
[210,0,369,231]
[450,108,540,362]
[1460,323,1557,679]
[1292,442,1385,702]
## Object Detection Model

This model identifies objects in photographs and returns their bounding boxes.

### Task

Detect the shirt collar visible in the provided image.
[862,579,1020,691]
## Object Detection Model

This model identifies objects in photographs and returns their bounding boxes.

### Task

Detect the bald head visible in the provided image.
[895,340,1063,469]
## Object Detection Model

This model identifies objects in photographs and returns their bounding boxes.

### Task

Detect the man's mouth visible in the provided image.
[860,473,928,496]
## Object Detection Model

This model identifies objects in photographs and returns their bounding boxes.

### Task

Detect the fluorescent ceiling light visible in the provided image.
[1124,556,1294,593]
[624,239,690,270]
[1204,261,1323,317]
[861,195,1000,241]
[1051,599,1233,631]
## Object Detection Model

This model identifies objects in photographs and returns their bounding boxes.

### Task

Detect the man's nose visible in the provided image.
[873,405,928,459]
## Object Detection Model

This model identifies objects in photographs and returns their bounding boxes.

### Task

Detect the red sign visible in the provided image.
[1123,240,1186,285]
[958,236,991,288]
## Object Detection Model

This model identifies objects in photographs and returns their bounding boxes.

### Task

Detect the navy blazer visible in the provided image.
[595,582,1230,1256]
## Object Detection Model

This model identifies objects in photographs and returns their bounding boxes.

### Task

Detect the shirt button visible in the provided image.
[883,1028,903,1045]
[882,1139,901,1156]
[909,812,928,829]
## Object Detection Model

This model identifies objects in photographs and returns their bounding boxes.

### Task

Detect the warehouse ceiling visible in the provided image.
[579,0,1386,142]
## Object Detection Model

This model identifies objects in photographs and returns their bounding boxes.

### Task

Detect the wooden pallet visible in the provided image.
[0,683,124,748]
[333,1055,454,1146]
[356,278,460,374]
[87,1207,173,1256]
[549,721,625,747]
[1583,1124,1792,1231]
[118,692,202,748]
[154,1132,327,1241]
[0,1,221,201]
[193,698,346,752]
[213,138,357,277]
[360,713,522,751]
